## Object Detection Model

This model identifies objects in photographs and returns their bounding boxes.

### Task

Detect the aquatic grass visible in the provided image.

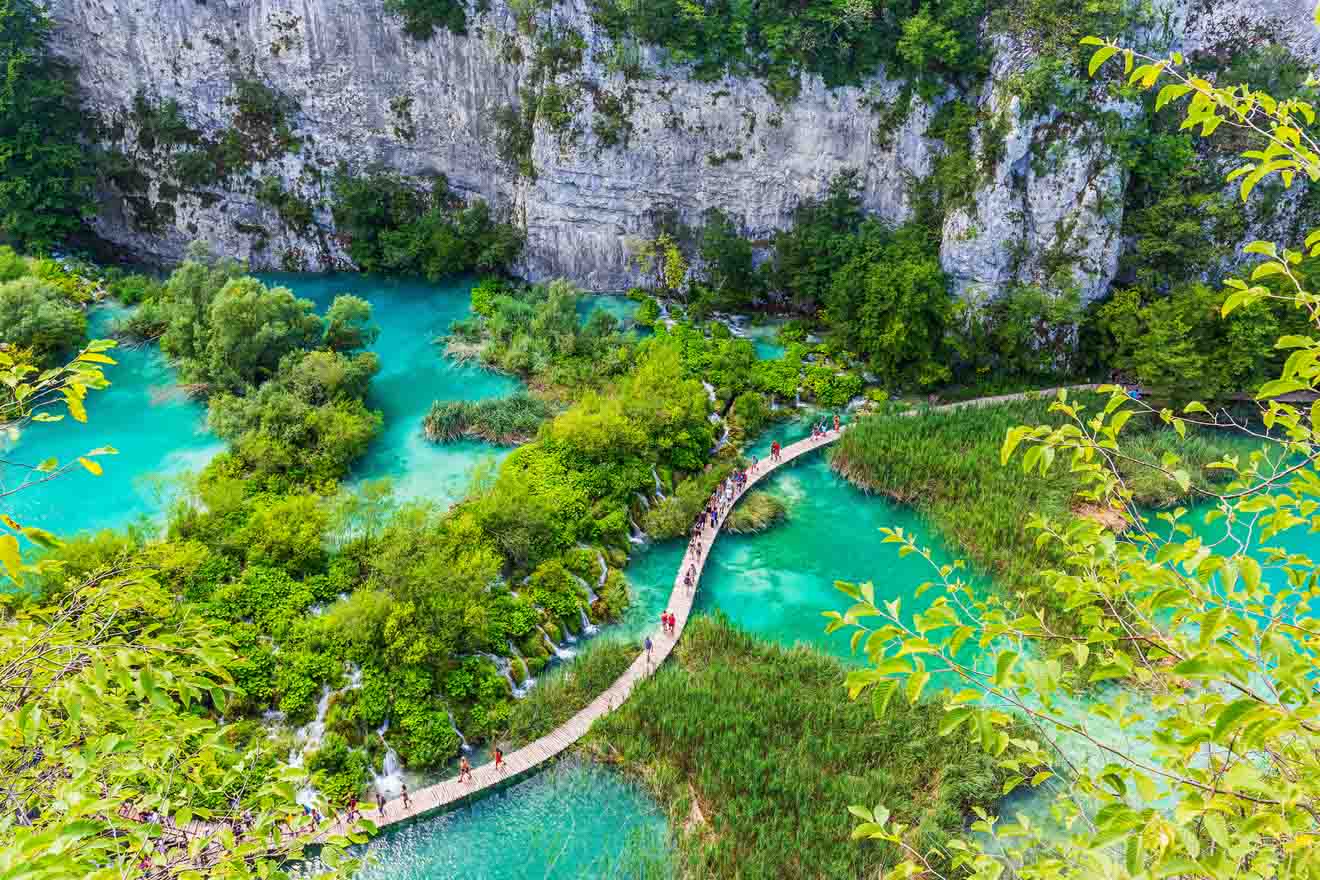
[725,489,786,534]
[587,614,1013,879]
[828,396,1253,596]
[422,392,552,445]
[504,639,636,747]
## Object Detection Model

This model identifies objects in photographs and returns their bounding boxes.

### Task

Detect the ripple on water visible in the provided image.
[355,759,670,880]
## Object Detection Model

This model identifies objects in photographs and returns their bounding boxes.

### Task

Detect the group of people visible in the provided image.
[659,609,677,635]
[810,413,842,440]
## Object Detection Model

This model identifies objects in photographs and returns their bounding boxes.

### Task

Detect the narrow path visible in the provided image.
[333,383,1097,832]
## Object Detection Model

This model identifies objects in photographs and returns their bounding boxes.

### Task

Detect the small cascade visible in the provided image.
[596,552,608,592]
[507,640,535,693]
[568,571,597,603]
[651,465,666,500]
[579,606,599,636]
[770,396,780,412]
[287,685,334,768]
[711,424,731,454]
[628,514,647,545]
[701,380,717,404]
[794,391,802,408]
[481,652,530,698]
[371,724,405,799]
[446,708,473,753]
[538,625,576,660]
[846,395,866,412]
[634,491,650,511]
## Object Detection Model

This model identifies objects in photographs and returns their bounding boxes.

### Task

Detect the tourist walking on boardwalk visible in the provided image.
[460,755,472,784]
[376,792,386,816]
[834,413,841,432]
[494,747,505,772]
[401,784,411,809]
[645,635,653,665]
[771,440,780,461]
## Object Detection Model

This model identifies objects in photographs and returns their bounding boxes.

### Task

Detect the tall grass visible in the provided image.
[422,392,552,445]
[504,640,635,747]
[726,490,786,534]
[828,395,1251,595]
[587,615,1011,879]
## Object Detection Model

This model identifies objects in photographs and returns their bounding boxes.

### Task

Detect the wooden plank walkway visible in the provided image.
[348,426,847,832]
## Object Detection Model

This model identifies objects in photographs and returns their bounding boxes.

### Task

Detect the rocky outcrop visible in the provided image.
[45,0,1320,294]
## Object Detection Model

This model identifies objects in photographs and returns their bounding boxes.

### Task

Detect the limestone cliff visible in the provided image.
[45,0,1320,294]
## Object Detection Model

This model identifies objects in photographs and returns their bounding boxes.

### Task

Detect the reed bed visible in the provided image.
[587,615,1011,879]
[422,392,552,445]
[726,490,786,534]
[828,396,1252,595]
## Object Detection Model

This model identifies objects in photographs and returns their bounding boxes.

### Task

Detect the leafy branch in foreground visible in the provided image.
[0,567,372,879]
[828,23,1320,880]
[0,338,118,581]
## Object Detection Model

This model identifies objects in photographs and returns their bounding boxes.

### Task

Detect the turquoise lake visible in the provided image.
[356,760,669,880]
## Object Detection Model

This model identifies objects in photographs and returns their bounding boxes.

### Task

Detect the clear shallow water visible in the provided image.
[356,759,669,880]
[1,305,224,536]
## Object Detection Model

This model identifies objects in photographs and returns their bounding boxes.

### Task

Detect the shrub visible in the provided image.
[0,276,87,364]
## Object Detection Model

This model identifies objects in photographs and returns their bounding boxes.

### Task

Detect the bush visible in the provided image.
[384,0,467,38]
[0,276,87,364]
[423,392,552,444]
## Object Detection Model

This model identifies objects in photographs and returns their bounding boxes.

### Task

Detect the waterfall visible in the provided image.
[371,725,405,799]
[538,625,576,660]
[711,424,730,454]
[652,465,666,500]
[634,491,650,511]
[569,571,598,604]
[507,640,535,693]
[446,708,472,753]
[579,606,599,636]
[596,552,608,592]
[628,514,647,545]
[480,652,529,698]
[287,685,334,768]
[794,391,802,408]
[770,395,780,412]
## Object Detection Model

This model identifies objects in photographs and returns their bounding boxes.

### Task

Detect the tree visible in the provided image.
[830,30,1320,880]
[201,277,323,391]
[323,294,380,352]
[0,276,87,364]
[0,0,94,249]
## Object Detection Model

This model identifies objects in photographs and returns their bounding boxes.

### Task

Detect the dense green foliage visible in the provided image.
[0,276,87,365]
[423,392,552,444]
[725,489,786,534]
[385,0,468,38]
[590,0,987,99]
[331,170,523,280]
[589,614,1011,877]
[1088,283,1299,401]
[0,0,94,248]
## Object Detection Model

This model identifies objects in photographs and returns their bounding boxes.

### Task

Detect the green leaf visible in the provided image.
[0,534,21,582]
[1088,45,1118,77]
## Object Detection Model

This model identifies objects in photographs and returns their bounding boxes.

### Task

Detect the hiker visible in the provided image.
[376,792,386,816]
[660,610,668,634]
[348,796,359,821]
[495,747,505,772]
[401,784,411,809]
[644,635,653,664]
[834,413,841,432]
[460,755,472,784]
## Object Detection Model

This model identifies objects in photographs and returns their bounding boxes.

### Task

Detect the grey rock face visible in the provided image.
[44,0,1319,295]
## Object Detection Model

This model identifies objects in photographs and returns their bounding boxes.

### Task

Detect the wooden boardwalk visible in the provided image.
[353,427,846,831]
